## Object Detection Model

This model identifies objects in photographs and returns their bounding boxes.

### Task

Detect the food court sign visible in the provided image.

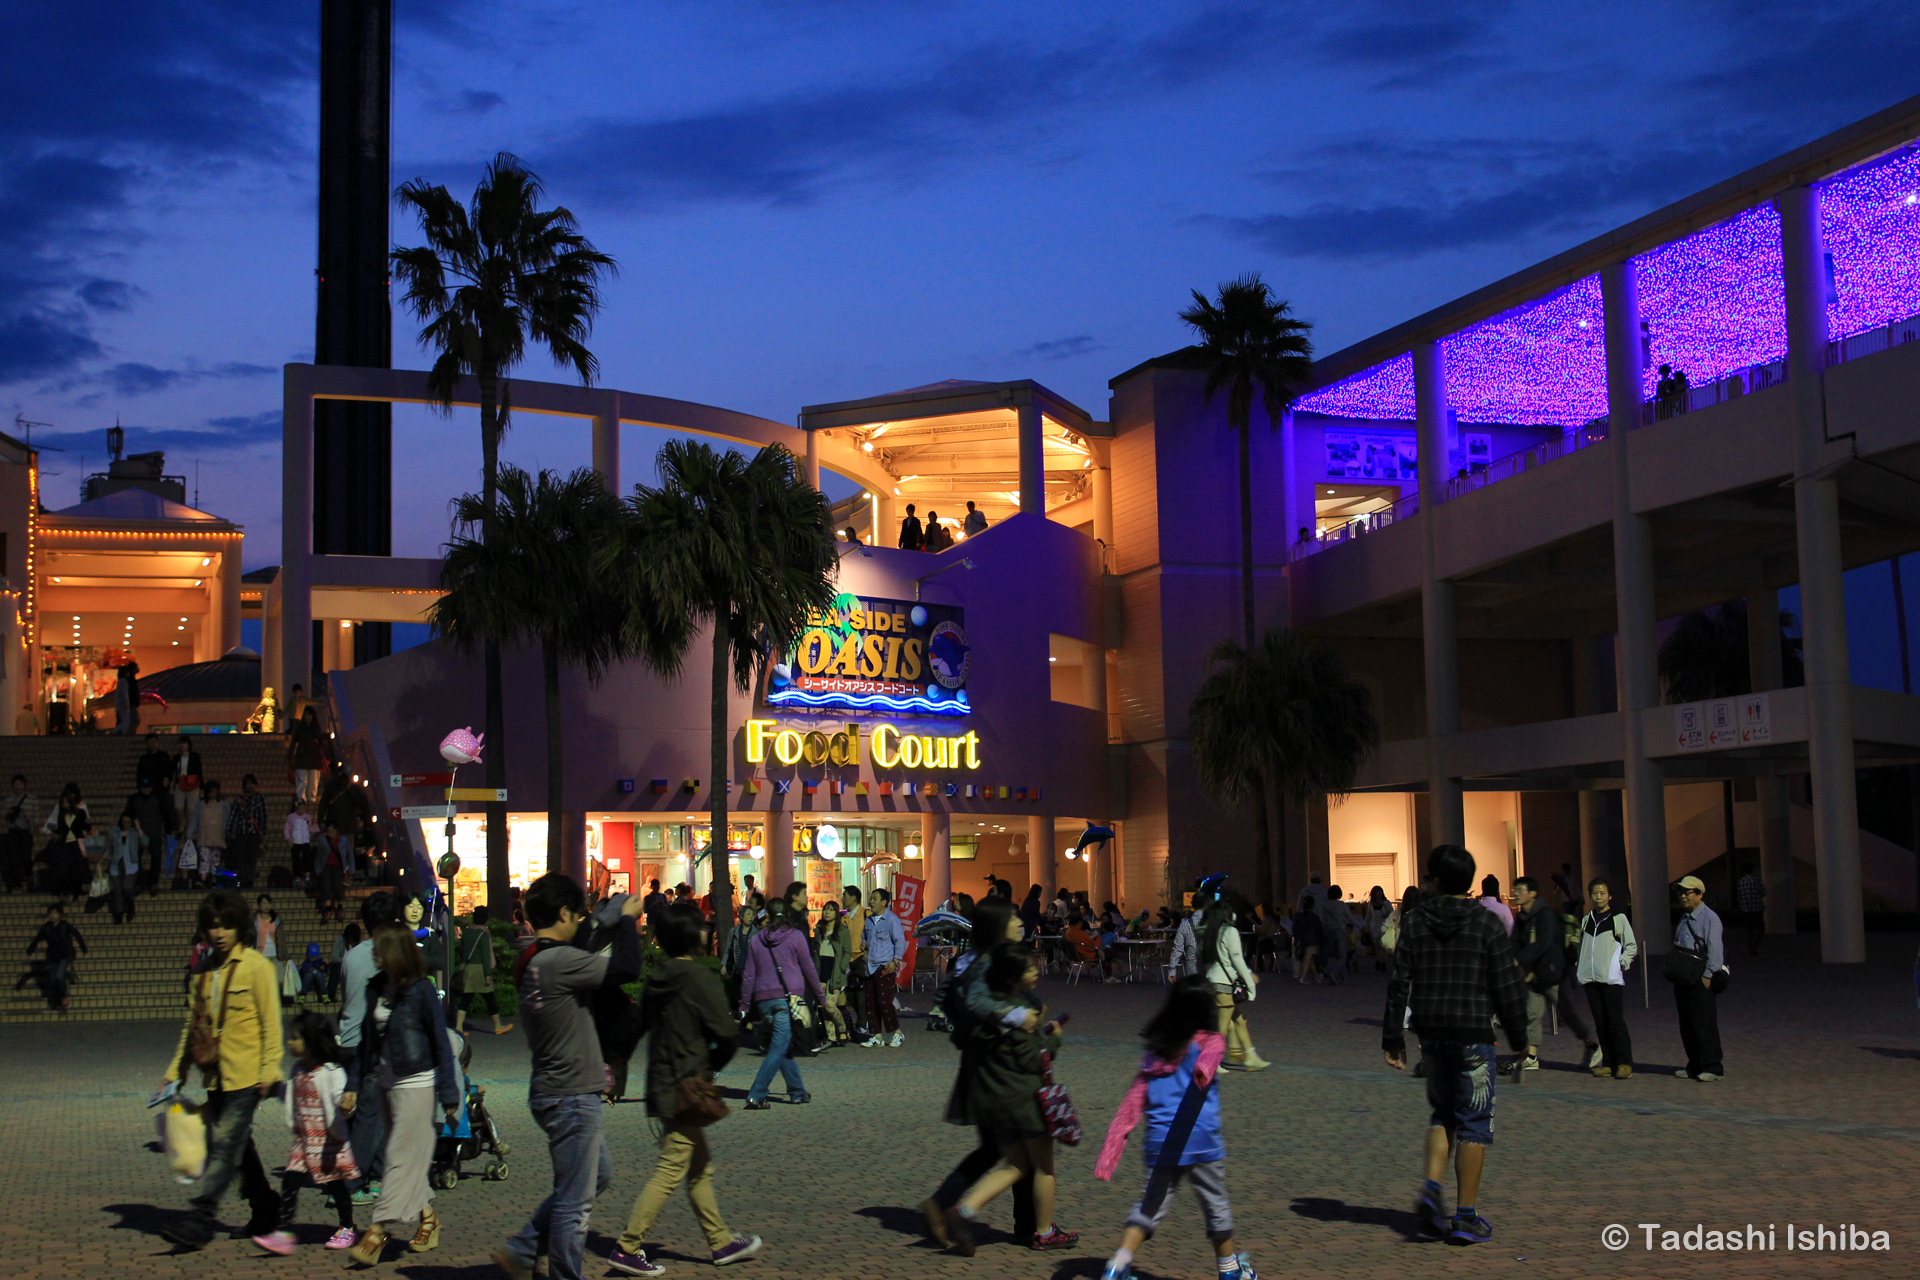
[765,593,971,717]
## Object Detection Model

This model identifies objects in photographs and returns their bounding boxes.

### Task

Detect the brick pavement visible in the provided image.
[3,931,1915,1280]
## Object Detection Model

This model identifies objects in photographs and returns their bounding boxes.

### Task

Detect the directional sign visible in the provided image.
[397,805,453,820]
[447,787,508,802]
[391,772,455,788]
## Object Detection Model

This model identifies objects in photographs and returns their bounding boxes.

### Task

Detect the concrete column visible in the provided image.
[1602,260,1671,953]
[803,429,821,491]
[920,810,950,910]
[1414,341,1463,847]
[263,577,281,693]
[1577,791,1608,904]
[877,493,897,549]
[1747,587,1798,934]
[1091,461,1114,567]
[1017,402,1044,516]
[1026,814,1055,902]
[592,391,620,495]
[1280,406,1302,559]
[219,546,241,654]
[764,810,795,900]
[1779,183,1864,963]
[280,366,314,697]
[1085,830,1111,908]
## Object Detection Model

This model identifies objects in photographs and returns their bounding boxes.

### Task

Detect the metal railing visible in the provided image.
[1292,309,1920,562]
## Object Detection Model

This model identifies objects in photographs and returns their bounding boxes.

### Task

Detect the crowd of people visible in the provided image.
[136,833,1740,1275]
[885,500,990,551]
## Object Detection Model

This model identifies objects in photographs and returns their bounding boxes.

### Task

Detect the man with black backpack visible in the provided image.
[1506,877,1562,1075]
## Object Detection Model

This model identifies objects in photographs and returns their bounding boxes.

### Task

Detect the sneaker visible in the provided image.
[789,1092,811,1104]
[1449,1213,1492,1246]
[1675,1068,1693,1079]
[744,1098,771,1110]
[252,1230,297,1256]
[1415,1185,1448,1237]
[1238,1053,1272,1071]
[1031,1227,1079,1251]
[1591,1066,1611,1078]
[607,1248,667,1276]
[888,1031,904,1048]
[944,1208,976,1257]
[1221,1252,1258,1280]
[1101,1260,1133,1280]
[325,1228,357,1250]
[1517,1055,1540,1072]
[351,1181,382,1205]
[711,1233,762,1266]
[858,1036,883,1048]
[490,1247,534,1280]
[230,1219,276,1239]
[1613,1065,1633,1080]
[1696,1072,1722,1082]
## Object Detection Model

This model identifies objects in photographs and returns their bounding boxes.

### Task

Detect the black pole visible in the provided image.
[1891,557,1920,930]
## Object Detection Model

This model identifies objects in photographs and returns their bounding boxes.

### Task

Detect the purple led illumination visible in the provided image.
[1297,144,1920,425]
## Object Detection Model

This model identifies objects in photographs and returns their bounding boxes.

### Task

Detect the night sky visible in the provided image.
[5,1,1919,682]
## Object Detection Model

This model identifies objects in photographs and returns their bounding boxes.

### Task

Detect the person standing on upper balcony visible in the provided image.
[899,503,923,551]
[962,501,987,538]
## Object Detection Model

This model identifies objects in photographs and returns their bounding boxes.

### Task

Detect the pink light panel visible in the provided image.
[1295,144,1920,426]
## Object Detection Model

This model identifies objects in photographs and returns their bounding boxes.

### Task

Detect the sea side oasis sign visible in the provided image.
[764,593,971,717]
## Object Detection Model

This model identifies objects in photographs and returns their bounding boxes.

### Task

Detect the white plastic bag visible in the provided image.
[176,840,198,872]
[159,1099,206,1181]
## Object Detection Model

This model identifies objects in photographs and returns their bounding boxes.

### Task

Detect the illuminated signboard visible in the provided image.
[744,719,981,770]
[765,592,970,717]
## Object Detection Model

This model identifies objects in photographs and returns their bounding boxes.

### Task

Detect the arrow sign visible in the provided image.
[397,805,453,820]
[447,787,507,802]
[391,772,456,788]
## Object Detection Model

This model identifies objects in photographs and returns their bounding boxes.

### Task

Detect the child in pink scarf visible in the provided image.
[1094,975,1256,1280]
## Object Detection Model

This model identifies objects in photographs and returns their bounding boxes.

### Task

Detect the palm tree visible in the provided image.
[431,467,628,874]
[610,439,838,957]
[1178,274,1314,647]
[1189,627,1379,906]
[392,154,617,911]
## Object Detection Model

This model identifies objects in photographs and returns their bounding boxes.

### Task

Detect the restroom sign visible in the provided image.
[1740,693,1771,744]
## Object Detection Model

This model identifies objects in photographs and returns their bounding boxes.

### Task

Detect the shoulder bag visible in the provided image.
[458,928,489,995]
[1662,916,1709,986]
[761,932,816,1058]
[1035,1049,1082,1146]
[673,1073,729,1126]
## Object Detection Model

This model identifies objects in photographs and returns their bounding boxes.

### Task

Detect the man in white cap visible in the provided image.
[1670,875,1726,1081]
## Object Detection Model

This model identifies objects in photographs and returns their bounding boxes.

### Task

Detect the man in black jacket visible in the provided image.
[1383,844,1529,1248]
[122,778,174,894]
[1507,876,1562,1075]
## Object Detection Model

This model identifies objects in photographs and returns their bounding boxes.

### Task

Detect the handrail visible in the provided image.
[1293,309,1920,561]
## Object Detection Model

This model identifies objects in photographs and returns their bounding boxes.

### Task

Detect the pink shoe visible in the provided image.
[324,1228,358,1250]
[252,1230,297,1255]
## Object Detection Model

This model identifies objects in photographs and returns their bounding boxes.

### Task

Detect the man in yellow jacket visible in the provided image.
[159,888,284,1249]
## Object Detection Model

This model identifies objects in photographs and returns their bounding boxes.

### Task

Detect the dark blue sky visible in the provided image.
[5,0,1920,684]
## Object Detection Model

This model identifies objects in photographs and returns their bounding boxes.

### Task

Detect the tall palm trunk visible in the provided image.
[1238,416,1255,648]
[708,604,734,959]
[543,639,566,879]
[480,375,509,913]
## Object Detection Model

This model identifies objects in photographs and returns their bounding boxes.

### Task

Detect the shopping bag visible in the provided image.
[160,1100,206,1180]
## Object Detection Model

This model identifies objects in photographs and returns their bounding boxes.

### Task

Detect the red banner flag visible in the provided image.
[891,873,926,990]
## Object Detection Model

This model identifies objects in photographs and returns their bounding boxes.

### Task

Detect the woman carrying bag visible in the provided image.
[342,924,460,1265]
[735,898,826,1108]
[1202,890,1269,1072]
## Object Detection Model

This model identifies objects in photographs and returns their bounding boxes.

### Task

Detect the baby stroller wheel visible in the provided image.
[433,1165,459,1190]
[484,1161,508,1181]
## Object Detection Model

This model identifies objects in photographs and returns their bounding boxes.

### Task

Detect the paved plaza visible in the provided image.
[6,933,1917,1280]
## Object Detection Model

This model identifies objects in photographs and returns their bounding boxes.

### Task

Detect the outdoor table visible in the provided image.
[1118,937,1170,982]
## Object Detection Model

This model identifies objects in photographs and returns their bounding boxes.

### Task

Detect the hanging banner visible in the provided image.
[891,873,926,990]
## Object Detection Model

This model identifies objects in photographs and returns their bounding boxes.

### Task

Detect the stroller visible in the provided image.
[429,1031,511,1189]
[916,910,973,1033]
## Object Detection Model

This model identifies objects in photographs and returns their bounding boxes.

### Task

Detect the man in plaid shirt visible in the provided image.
[1382,844,1529,1248]
[225,773,270,890]
[1735,864,1765,957]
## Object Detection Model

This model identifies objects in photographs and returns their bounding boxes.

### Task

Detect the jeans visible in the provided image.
[188,1087,276,1231]
[228,833,262,887]
[4,828,32,891]
[111,871,139,922]
[46,958,72,1006]
[932,1126,1036,1237]
[747,998,806,1103]
[348,1067,388,1186]
[505,1093,613,1280]
[617,1123,733,1254]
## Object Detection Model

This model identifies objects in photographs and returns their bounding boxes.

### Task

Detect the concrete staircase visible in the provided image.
[0,733,346,1024]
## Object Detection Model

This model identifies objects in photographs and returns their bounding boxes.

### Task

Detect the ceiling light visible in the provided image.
[200,557,211,566]
[1049,656,1057,663]
[51,577,60,583]
[194,580,202,586]
[126,616,134,621]
[862,442,873,453]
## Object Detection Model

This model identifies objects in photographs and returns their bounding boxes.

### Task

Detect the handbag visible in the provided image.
[760,932,816,1058]
[1034,1049,1081,1146]
[458,929,489,993]
[673,1074,729,1126]
[184,958,237,1072]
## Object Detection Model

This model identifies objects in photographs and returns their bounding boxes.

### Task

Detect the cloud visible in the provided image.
[1018,335,1106,362]
[30,410,284,463]
[86,361,277,397]
[0,2,310,385]
[1206,131,1779,261]
[458,89,506,114]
